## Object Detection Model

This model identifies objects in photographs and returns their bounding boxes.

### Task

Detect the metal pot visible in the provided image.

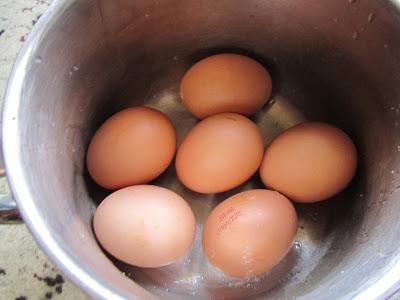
[3,0,400,299]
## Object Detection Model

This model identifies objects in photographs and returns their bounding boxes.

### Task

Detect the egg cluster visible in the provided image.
[88,54,357,279]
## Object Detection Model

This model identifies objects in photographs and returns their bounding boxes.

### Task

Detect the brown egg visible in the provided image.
[87,107,176,189]
[93,185,196,267]
[176,113,264,194]
[180,53,272,118]
[202,189,298,278]
[260,122,358,203]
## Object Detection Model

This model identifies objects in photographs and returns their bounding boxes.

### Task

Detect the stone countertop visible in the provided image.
[0,1,88,299]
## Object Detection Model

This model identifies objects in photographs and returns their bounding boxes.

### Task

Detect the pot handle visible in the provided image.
[0,141,21,223]
[0,169,21,223]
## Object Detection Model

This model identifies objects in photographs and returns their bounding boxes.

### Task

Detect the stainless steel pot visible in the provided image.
[3,0,400,299]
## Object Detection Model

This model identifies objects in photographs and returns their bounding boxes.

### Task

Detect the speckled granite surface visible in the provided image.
[0,1,88,299]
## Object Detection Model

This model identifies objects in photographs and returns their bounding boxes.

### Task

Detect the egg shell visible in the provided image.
[87,107,176,190]
[176,113,264,194]
[260,122,358,203]
[202,189,298,278]
[180,53,272,118]
[93,185,196,268]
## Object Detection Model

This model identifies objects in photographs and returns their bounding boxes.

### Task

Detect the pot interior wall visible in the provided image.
[14,0,400,299]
